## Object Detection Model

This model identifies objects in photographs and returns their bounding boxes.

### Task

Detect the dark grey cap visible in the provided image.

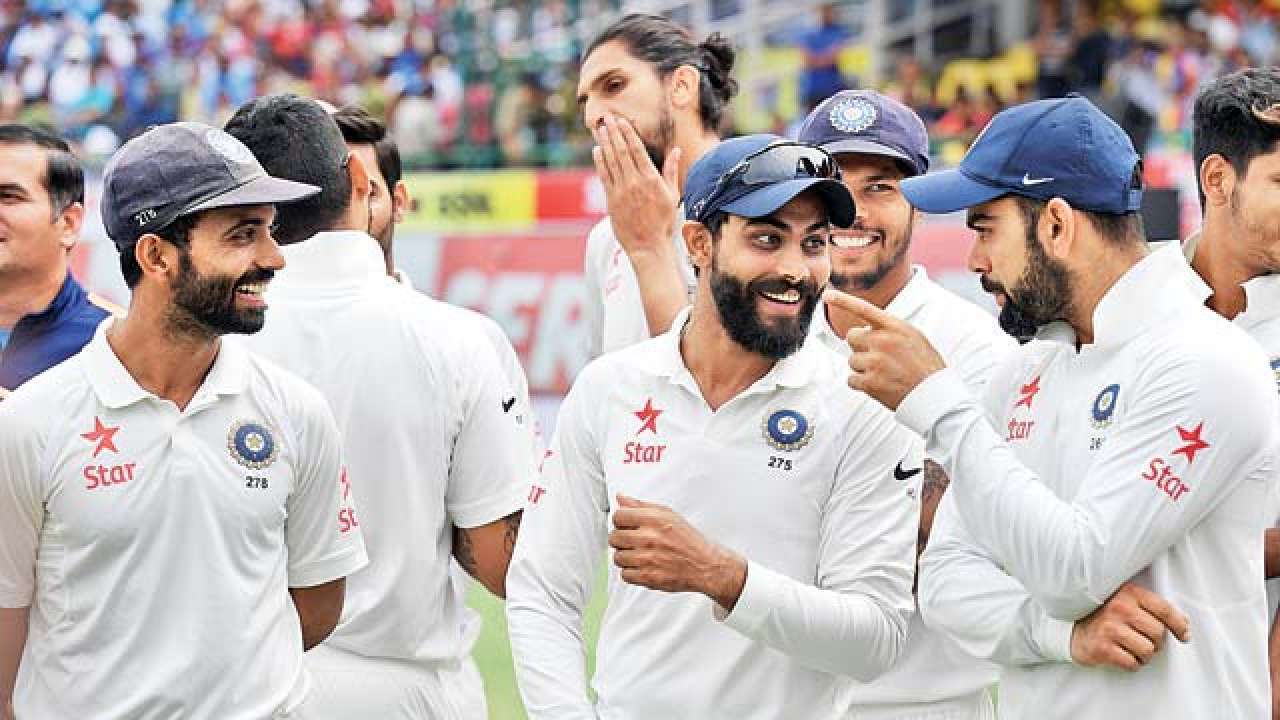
[101,122,320,248]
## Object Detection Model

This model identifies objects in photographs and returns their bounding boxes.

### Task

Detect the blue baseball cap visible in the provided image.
[682,134,855,228]
[797,90,930,177]
[900,95,1142,215]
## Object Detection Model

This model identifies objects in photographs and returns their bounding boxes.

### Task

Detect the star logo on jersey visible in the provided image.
[228,420,279,470]
[1015,376,1041,410]
[81,416,120,458]
[634,398,662,435]
[1172,422,1210,464]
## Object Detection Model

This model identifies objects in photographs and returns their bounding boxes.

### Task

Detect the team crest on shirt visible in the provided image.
[1091,384,1120,430]
[228,420,279,470]
[763,409,813,452]
[1270,357,1280,392]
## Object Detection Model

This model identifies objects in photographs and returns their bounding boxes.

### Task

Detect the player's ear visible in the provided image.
[136,232,178,282]
[1042,197,1075,259]
[669,64,700,115]
[391,180,409,225]
[56,201,84,252]
[684,219,714,275]
[345,151,372,205]
[1199,153,1234,210]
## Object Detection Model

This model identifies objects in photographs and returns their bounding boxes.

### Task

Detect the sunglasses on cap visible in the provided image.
[692,142,842,222]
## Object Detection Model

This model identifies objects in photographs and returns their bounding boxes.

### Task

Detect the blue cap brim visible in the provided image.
[719,178,855,228]
[899,168,1006,214]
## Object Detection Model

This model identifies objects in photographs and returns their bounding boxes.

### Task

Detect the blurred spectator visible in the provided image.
[495,71,550,166]
[799,3,852,108]
[1033,0,1073,98]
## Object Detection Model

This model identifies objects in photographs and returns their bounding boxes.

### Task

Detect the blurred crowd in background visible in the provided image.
[0,0,1276,170]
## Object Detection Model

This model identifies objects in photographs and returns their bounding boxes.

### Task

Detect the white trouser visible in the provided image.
[849,688,997,720]
[292,643,487,720]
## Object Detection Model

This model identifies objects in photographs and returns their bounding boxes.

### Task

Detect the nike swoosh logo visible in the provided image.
[893,461,922,482]
[502,396,516,413]
[1022,173,1054,186]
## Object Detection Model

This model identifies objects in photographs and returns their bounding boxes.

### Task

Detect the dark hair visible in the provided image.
[331,104,402,187]
[1193,68,1280,210]
[0,124,84,217]
[585,13,739,133]
[224,94,352,245]
[1014,195,1144,247]
[119,212,199,288]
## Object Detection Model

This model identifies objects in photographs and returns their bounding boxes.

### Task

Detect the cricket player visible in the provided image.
[0,122,367,719]
[329,102,540,452]
[833,95,1279,718]
[507,134,923,719]
[1174,68,1280,716]
[227,95,533,719]
[798,90,1012,719]
[0,124,118,397]
[579,13,738,357]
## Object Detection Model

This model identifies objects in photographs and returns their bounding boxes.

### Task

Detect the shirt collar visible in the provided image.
[84,320,250,409]
[1180,231,1280,330]
[1061,242,1200,349]
[630,305,821,395]
[808,265,931,345]
[273,230,388,291]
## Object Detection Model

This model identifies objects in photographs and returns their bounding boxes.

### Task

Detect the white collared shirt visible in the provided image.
[913,243,1278,719]
[0,323,367,719]
[246,230,534,667]
[582,210,696,358]
[507,308,923,719]
[813,266,1014,709]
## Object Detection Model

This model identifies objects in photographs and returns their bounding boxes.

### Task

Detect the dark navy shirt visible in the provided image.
[0,273,111,392]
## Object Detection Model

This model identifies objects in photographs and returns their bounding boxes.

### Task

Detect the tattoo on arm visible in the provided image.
[453,523,477,577]
[921,459,950,503]
[503,510,523,558]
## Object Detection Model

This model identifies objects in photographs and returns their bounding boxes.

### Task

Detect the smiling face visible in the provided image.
[162,204,284,338]
[0,142,77,284]
[700,190,832,359]
[577,39,677,169]
[828,153,916,293]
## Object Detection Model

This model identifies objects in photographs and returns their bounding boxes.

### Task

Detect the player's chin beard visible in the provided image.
[641,106,676,170]
[710,257,821,360]
[167,250,273,340]
[830,219,913,292]
[982,238,1074,340]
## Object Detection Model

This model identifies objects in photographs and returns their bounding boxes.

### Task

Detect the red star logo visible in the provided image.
[634,398,662,435]
[1015,376,1041,410]
[1172,422,1210,464]
[81,416,120,458]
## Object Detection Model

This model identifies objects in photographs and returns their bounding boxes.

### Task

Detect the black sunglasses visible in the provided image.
[692,142,841,221]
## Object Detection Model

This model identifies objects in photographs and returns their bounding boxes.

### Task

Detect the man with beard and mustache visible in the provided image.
[828,95,1280,718]
[578,13,739,358]
[0,122,369,719]
[507,135,923,719]
[227,95,535,720]
[796,89,1014,720]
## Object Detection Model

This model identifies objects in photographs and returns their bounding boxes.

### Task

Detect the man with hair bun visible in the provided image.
[577,13,739,358]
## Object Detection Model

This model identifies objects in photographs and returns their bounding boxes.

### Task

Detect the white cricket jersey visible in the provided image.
[0,323,367,719]
[507,308,923,720]
[1177,234,1280,626]
[246,231,533,668]
[914,243,1279,719]
[581,210,696,358]
[811,266,1014,711]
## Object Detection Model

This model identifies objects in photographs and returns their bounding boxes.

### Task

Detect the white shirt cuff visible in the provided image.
[895,368,972,437]
[715,560,782,634]
[1037,614,1076,664]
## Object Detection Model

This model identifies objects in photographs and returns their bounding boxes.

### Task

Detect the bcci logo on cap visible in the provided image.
[1091,384,1120,430]
[830,97,877,134]
[763,409,813,452]
[228,420,279,470]
[205,127,257,167]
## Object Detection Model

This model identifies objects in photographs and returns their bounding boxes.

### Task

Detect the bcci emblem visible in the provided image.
[1270,357,1280,393]
[228,420,279,470]
[830,97,877,134]
[1091,384,1120,430]
[763,409,814,452]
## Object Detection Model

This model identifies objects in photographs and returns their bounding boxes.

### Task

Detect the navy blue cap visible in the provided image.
[797,90,930,176]
[101,122,320,249]
[682,134,855,227]
[900,95,1142,215]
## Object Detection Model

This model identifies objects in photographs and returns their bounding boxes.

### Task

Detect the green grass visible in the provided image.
[467,570,609,720]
